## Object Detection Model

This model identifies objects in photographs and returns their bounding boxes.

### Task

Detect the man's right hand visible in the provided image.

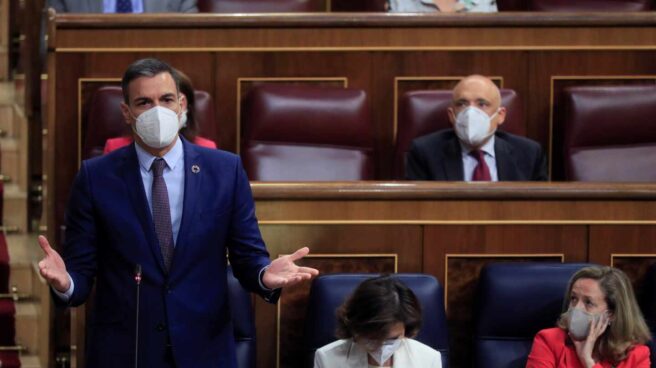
[37,235,71,293]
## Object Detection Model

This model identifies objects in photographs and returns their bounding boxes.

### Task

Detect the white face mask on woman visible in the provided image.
[363,338,403,366]
[454,106,498,147]
[131,105,182,149]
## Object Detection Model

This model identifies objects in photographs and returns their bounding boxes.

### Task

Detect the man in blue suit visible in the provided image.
[37,58,318,367]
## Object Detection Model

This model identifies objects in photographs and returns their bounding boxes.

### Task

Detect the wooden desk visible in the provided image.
[66,181,656,367]
[251,182,656,368]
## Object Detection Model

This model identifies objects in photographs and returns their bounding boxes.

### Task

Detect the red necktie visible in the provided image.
[471,150,491,181]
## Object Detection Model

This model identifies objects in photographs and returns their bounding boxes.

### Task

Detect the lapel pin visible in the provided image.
[191,165,200,174]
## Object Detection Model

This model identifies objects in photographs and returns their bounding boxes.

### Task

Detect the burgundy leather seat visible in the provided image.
[527,0,650,11]
[198,0,316,12]
[563,85,656,182]
[393,89,525,179]
[241,84,374,181]
[83,86,216,159]
[330,0,387,11]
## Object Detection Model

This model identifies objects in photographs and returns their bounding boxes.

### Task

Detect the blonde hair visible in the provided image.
[557,266,652,363]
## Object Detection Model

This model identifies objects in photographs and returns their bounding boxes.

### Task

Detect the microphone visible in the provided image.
[134,264,142,368]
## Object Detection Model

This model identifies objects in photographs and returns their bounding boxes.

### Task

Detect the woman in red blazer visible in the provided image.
[104,69,216,154]
[526,266,651,368]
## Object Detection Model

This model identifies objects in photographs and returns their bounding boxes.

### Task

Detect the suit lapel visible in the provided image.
[120,145,168,274]
[171,139,202,270]
[495,135,519,181]
[442,136,465,180]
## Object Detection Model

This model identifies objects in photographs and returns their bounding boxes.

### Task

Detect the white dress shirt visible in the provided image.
[460,135,498,182]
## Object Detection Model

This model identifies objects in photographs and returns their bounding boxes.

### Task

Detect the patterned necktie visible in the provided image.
[115,0,133,13]
[151,158,174,271]
[471,150,492,181]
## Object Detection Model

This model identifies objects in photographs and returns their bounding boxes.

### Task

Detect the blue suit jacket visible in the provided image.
[60,138,275,367]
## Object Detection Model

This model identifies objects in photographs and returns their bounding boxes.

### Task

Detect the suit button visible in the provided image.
[157,323,166,332]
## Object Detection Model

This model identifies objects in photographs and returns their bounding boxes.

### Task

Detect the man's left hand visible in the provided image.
[262,247,319,289]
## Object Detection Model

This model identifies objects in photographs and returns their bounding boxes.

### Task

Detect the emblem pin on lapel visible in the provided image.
[191,165,200,174]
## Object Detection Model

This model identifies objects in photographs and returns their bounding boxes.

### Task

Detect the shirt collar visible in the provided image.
[460,134,496,158]
[135,136,183,172]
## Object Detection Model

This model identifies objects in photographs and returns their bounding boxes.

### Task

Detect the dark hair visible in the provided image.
[336,275,422,341]
[174,69,198,142]
[121,58,180,104]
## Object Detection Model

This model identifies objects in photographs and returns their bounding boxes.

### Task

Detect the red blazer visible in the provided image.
[103,135,217,154]
[527,328,650,368]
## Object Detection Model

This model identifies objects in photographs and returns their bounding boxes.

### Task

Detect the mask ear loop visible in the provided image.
[489,107,500,121]
[176,95,185,119]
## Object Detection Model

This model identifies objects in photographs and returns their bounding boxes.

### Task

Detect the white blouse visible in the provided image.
[389,0,498,12]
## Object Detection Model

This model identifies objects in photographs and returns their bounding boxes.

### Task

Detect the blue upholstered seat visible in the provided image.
[473,262,590,368]
[303,273,449,367]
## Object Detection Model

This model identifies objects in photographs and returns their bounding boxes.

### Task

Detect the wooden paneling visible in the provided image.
[0,0,8,80]
[47,14,656,238]
[424,225,587,368]
[589,225,656,335]
[47,13,656,368]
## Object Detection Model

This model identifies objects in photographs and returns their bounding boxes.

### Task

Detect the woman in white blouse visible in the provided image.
[389,0,498,13]
[314,275,442,368]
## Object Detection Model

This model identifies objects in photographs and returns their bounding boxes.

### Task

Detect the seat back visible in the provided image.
[394,89,524,179]
[241,84,374,180]
[495,0,528,10]
[84,86,127,158]
[303,273,449,367]
[474,262,590,368]
[330,0,387,11]
[83,86,216,159]
[227,266,256,368]
[527,0,650,11]
[562,85,656,181]
[198,0,316,12]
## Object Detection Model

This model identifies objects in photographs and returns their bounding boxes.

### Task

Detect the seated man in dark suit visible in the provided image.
[48,0,197,13]
[405,75,548,181]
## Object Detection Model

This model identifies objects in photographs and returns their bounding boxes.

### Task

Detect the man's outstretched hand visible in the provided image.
[37,235,70,293]
[262,247,319,289]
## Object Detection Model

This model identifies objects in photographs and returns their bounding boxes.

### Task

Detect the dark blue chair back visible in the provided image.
[303,273,449,367]
[227,266,256,368]
[474,262,591,368]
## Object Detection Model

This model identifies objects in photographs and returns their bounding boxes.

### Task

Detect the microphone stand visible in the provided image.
[134,264,142,368]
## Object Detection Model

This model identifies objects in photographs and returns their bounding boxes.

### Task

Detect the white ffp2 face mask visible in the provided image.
[454,106,498,147]
[567,307,607,341]
[366,338,403,366]
[132,105,181,149]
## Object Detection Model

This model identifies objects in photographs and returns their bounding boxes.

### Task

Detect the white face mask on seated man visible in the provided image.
[131,104,183,149]
[454,106,499,148]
